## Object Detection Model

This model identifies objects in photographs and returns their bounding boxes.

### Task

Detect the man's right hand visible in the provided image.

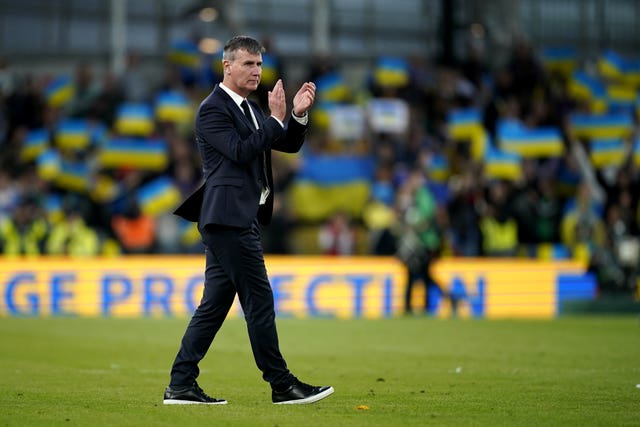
[268,79,286,122]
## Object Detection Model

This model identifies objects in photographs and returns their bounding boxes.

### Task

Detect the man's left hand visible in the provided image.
[292,82,316,117]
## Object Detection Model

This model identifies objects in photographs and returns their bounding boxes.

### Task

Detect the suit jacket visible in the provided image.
[174,84,308,227]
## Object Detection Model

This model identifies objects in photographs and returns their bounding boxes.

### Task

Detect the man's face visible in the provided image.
[223,48,262,98]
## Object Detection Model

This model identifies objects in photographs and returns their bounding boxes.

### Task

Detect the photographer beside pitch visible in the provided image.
[164,36,333,405]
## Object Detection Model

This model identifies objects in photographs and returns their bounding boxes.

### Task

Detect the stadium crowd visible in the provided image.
[0,38,638,296]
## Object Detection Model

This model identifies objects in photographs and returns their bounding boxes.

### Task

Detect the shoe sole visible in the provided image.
[273,386,334,405]
[163,399,227,405]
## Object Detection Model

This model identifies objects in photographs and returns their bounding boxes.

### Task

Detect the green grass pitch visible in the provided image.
[1,315,639,426]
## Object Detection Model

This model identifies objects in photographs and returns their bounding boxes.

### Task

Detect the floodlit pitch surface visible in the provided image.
[1,316,638,426]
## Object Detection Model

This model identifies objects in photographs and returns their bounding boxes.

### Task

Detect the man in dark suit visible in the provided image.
[163,36,333,405]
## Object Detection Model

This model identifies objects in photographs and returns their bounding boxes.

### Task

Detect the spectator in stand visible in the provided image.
[67,61,101,119]
[46,206,99,257]
[0,170,19,224]
[0,195,48,257]
[447,172,482,256]
[560,181,606,257]
[318,210,356,256]
[479,180,518,257]
[88,71,124,127]
[121,50,153,103]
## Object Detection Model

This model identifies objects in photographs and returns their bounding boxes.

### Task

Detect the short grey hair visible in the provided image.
[222,36,264,61]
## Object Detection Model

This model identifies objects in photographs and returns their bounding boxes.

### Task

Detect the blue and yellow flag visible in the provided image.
[36,149,61,181]
[589,139,625,169]
[21,128,49,162]
[315,72,350,103]
[54,161,90,193]
[598,50,640,86]
[447,108,484,142]
[210,49,224,79]
[55,119,91,151]
[498,120,564,158]
[427,153,449,183]
[569,112,633,140]
[137,176,181,216]
[44,194,64,224]
[606,84,637,114]
[260,53,280,86]
[115,103,155,137]
[290,153,374,221]
[373,56,410,88]
[540,46,577,76]
[568,71,605,110]
[98,138,168,171]
[180,220,201,247]
[45,76,74,108]
[155,91,193,124]
[633,140,640,167]
[310,102,336,130]
[168,39,201,69]
[484,147,522,181]
[598,50,626,81]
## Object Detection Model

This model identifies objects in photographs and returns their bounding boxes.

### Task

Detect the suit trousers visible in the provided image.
[169,219,294,389]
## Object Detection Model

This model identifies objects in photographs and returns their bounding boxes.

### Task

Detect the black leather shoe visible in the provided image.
[272,379,334,404]
[163,382,227,405]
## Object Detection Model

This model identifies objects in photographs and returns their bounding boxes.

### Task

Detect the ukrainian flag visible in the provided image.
[447,108,484,141]
[45,76,74,108]
[36,149,61,181]
[44,194,64,224]
[540,46,576,75]
[373,56,410,88]
[569,112,633,140]
[483,147,522,181]
[21,129,49,162]
[260,53,280,86]
[470,128,489,162]
[115,103,155,137]
[633,140,640,167]
[589,139,625,169]
[498,120,564,158]
[289,153,374,221]
[168,39,201,69]
[98,138,168,171]
[180,220,201,247]
[55,119,91,151]
[54,161,90,193]
[155,91,193,124]
[606,84,637,114]
[315,72,350,103]
[624,60,640,86]
[210,49,224,79]
[598,50,626,81]
[569,71,607,113]
[427,153,449,183]
[310,102,336,130]
[137,176,181,216]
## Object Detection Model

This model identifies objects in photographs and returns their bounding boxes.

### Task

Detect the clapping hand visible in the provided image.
[292,82,316,117]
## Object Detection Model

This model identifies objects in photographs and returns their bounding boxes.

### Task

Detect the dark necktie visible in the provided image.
[240,100,270,202]
[240,100,255,129]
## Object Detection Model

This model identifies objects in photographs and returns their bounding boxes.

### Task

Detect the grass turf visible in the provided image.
[1,315,639,426]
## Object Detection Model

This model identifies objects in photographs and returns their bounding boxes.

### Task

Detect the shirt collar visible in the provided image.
[219,82,246,108]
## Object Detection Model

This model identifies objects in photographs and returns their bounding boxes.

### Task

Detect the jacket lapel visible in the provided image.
[214,85,257,131]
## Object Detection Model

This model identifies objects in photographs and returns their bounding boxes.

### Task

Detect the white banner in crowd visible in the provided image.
[367,98,410,134]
